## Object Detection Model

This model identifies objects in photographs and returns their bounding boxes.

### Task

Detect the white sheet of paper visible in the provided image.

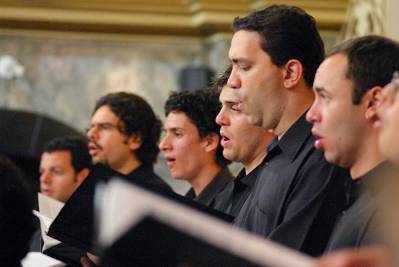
[38,193,64,219]
[21,252,65,267]
[33,193,65,251]
[96,179,315,267]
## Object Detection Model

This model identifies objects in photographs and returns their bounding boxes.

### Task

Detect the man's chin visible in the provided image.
[91,157,105,165]
[324,151,343,167]
[222,151,236,162]
[41,189,52,197]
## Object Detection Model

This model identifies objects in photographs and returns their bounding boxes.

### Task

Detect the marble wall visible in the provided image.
[0,31,338,193]
[0,34,232,129]
[0,32,233,193]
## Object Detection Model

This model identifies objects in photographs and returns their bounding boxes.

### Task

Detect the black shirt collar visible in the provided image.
[127,164,153,180]
[235,153,268,188]
[186,167,233,201]
[275,113,312,162]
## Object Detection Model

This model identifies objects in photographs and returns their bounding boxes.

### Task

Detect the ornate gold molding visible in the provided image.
[0,0,349,36]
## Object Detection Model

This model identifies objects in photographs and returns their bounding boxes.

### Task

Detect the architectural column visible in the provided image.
[385,0,399,41]
[343,0,385,39]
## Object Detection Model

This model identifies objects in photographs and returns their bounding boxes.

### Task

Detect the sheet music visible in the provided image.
[38,193,64,219]
[33,193,65,251]
[96,178,315,267]
[21,252,65,267]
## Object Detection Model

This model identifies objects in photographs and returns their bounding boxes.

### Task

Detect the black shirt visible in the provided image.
[185,167,234,207]
[126,164,172,193]
[325,162,392,251]
[233,113,350,256]
[212,157,267,217]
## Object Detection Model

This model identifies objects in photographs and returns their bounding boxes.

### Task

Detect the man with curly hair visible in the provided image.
[87,92,171,191]
[159,89,233,207]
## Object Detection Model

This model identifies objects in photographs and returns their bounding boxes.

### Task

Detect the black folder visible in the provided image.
[43,243,86,267]
[95,179,314,267]
[101,216,261,267]
[47,164,234,262]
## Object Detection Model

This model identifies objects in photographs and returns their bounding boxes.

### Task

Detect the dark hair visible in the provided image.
[233,4,325,87]
[164,89,230,167]
[43,136,92,172]
[328,35,399,105]
[94,92,162,166]
[213,66,232,92]
[0,155,35,266]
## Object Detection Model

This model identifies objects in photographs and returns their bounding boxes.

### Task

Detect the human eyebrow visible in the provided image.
[225,100,238,106]
[230,57,250,65]
[87,122,119,132]
[166,127,183,133]
[314,87,332,100]
[314,87,329,95]
[222,99,241,111]
[51,166,65,174]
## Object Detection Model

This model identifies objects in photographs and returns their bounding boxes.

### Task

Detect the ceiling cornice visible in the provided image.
[0,0,349,36]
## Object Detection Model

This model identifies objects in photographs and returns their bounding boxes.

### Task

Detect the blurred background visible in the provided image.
[0,0,398,194]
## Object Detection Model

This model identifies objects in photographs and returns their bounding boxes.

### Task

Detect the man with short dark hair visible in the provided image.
[87,92,171,191]
[31,136,92,252]
[159,89,233,206]
[307,35,399,250]
[227,5,350,255]
[40,136,92,203]
[213,67,274,217]
[312,43,399,267]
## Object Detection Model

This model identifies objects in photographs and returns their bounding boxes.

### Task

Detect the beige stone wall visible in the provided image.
[0,29,339,193]
[0,32,234,193]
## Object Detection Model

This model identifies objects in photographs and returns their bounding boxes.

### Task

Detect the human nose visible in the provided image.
[227,68,241,89]
[306,102,321,124]
[87,125,98,140]
[40,171,52,184]
[215,107,228,126]
[159,133,171,151]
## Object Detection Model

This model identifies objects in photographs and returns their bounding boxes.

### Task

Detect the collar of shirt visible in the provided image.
[127,164,152,180]
[186,167,234,205]
[271,113,313,162]
[235,154,268,188]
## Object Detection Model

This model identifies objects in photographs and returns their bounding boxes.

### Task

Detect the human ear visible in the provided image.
[283,59,303,89]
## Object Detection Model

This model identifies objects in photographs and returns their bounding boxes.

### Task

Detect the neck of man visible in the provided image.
[111,156,142,175]
[190,163,222,196]
[350,128,385,179]
[274,84,314,137]
[243,134,271,174]
[244,150,267,175]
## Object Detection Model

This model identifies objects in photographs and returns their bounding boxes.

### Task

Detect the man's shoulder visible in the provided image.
[128,165,172,192]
